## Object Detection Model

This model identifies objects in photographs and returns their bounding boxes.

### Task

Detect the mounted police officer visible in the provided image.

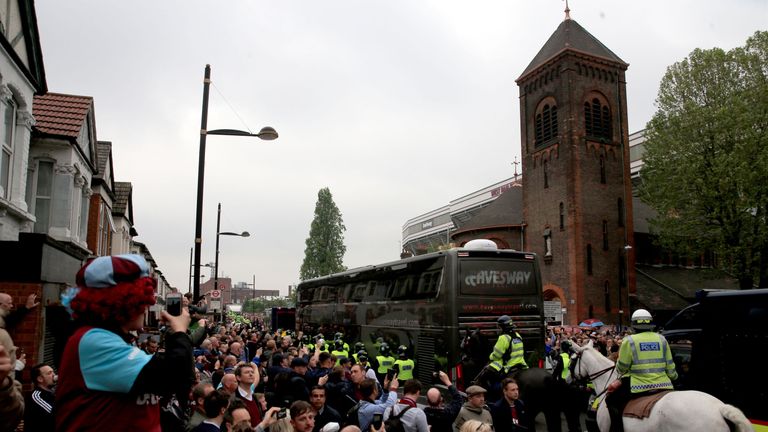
[489,315,528,377]
[606,309,678,432]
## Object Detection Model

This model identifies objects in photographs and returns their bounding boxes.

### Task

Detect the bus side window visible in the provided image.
[327,286,338,302]
[312,287,323,302]
[353,283,366,301]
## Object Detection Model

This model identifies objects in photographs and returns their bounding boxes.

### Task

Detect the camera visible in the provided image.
[432,371,441,379]
[275,408,287,419]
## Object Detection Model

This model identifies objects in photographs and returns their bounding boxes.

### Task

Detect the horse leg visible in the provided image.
[543,405,563,432]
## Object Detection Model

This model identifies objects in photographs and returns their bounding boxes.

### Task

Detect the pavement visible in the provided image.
[534,411,589,432]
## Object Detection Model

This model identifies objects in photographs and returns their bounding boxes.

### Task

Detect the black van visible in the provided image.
[661,289,768,429]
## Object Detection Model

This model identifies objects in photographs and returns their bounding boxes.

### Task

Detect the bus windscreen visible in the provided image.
[459,258,537,296]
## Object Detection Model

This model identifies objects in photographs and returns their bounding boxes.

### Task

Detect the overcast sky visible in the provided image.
[35,1,766,295]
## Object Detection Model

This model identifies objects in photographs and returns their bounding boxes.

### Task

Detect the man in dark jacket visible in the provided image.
[310,385,341,432]
[24,363,56,431]
[423,371,464,431]
[490,377,532,431]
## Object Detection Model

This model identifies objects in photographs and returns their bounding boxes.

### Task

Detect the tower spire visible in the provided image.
[564,0,571,20]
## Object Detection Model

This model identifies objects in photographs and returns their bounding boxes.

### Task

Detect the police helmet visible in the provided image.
[397,345,408,358]
[497,315,516,332]
[314,333,324,341]
[631,309,654,331]
[354,342,365,352]
[379,342,390,356]
[357,351,369,362]
[560,340,572,353]
[334,339,344,350]
[335,332,344,340]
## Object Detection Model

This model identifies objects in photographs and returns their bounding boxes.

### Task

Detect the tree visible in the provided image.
[640,31,768,289]
[300,187,347,280]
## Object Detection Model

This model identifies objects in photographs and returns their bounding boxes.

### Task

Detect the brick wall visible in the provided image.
[520,55,633,325]
[0,281,44,391]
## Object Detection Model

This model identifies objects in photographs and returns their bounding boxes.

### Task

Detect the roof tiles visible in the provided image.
[33,92,93,138]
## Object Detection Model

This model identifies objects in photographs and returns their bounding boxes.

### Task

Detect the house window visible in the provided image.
[534,101,558,146]
[587,244,593,275]
[543,160,549,189]
[584,98,612,141]
[618,198,624,227]
[1,96,17,198]
[559,202,565,230]
[34,161,54,233]
[79,183,89,241]
[600,154,606,184]
[604,281,612,313]
[602,220,609,250]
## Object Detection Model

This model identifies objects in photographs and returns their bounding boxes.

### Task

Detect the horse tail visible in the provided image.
[718,404,752,432]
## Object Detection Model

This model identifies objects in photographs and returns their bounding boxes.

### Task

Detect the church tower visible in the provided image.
[517,10,635,326]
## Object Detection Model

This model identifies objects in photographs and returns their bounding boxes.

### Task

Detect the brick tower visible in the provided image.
[517,12,635,326]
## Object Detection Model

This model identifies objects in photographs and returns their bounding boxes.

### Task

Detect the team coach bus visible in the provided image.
[296,239,545,389]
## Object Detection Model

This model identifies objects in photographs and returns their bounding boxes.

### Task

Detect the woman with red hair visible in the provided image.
[55,254,194,432]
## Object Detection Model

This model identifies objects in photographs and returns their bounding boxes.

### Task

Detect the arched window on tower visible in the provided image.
[535,101,558,147]
[618,198,624,227]
[603,220,609,250]
[585,97,612,141]
[600,154,606,184]
[559,202,565,230]
[587,244,593,275]
[543,159,549,189]
[604,281,612,313]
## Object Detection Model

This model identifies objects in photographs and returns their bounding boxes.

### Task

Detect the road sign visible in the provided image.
[210,290,221,299]
[210,300,221,310]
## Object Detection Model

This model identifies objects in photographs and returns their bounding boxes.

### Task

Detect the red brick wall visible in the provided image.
[520,55,633,325]
[0,281,44,391]
[86,194,101,253]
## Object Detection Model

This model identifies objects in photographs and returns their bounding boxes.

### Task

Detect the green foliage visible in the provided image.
[242,296,294,313]
[640,31,768,288]
[300,187,347,281]
[227,311,251,325]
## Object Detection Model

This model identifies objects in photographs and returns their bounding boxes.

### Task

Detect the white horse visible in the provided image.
[571,340,753,432]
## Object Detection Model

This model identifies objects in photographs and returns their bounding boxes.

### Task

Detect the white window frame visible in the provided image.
[33,160,54,233]
[1,95,17,199]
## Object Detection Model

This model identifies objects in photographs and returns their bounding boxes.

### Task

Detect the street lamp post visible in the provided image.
[214,202,249,322]
[192,64,277,302]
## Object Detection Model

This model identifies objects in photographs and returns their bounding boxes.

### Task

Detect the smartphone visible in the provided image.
[372,413,383,429]
[386,368,396,381]
[166,293,182,316]
[276,408,287,419]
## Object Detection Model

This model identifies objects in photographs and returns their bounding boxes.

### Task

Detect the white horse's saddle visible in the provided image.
[623,390,673,419]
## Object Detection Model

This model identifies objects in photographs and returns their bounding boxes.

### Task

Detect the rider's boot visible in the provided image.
[607,404,623,432]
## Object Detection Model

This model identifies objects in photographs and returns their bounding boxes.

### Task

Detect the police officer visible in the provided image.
[334,332,350,352]
[489,315,528,377]
[606,309,678,432]
[375,342,396,385]
[352,342,365,363]
[331,339,349,365]
[552,340,582,432]
[393,345,415,381]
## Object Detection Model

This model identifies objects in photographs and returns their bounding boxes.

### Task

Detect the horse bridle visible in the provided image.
[572,350,617,399]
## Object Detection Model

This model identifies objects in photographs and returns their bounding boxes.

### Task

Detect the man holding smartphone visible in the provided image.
[358,375,399,431]
[383,379,430,432]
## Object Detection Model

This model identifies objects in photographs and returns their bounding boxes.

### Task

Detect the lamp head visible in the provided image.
[257,126,278,140]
